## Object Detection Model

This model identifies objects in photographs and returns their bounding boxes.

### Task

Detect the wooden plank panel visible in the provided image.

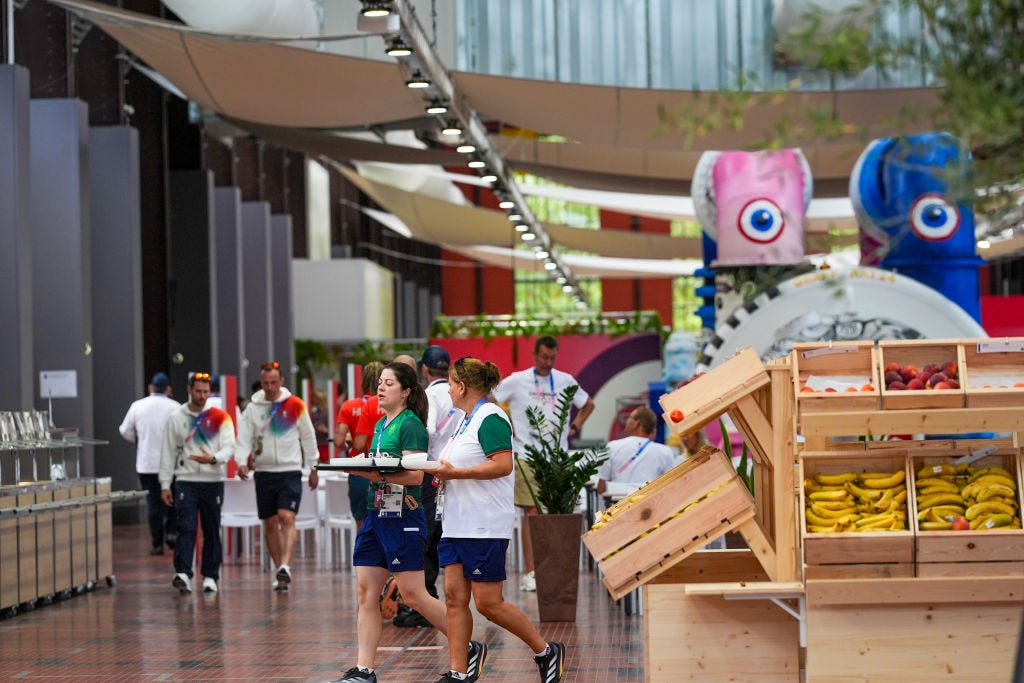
[800,406,1024,438]
[806,601,1019,681]
[804,563,913,579]
[806,576,1024,606]
[649,549,769,584]
[916,561,1024,577]
[646,585,799,682]
[34,488,54,598]
[69,484,88,589]
[95,478,112,581]
[52,485,71,594]
[769,364,799,582]
[16,488,36,604]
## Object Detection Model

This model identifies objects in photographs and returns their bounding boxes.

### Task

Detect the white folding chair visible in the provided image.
[220,477,264,566]
[323,475,356,569]
[295,476,323,564]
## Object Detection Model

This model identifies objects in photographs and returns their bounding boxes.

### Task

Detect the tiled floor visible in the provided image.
[0,523,644,681]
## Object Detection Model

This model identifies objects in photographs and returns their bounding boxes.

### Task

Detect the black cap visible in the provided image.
[418,345,450,370]
[150,372,170,391]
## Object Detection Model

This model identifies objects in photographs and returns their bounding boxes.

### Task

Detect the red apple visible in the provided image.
[951,517,970,531]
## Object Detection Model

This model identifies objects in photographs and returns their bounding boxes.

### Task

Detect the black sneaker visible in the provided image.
[330,666,377,683]
[535,642,565,683]
[165,533,177,550]
[467,640,487,681]
[393,607,432,628]
[432,673,463,683]
[275,566,291,591]
[150,546,164,556]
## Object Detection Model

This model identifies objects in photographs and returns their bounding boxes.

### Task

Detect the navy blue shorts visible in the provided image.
[353,508,428,571]
[438,538,508,582]
[347,475,370,521]
[253,470,302,520]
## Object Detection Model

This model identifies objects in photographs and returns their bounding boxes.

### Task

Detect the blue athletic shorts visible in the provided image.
[253,470,302,520]
[438,537,508,582]
[353,508,428,571]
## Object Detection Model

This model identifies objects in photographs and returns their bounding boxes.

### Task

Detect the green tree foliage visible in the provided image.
[786,1,1023,220]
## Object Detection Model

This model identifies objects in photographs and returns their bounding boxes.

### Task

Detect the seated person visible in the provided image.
[668,428,711,460]
[596,406,677,498]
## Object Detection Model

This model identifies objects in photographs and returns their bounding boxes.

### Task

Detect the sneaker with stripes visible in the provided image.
[534,641,565,683]
[466,640,487,681]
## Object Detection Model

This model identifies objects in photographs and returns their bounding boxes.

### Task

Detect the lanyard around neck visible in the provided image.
[617,438,652,475]
[533,369,555,403]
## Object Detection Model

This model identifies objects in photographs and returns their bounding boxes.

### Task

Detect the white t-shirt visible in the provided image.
[119,393,180,474]
[597,435,677,486]
[491,367,589,456]
[439,402,515,539]
[425,378,463,461]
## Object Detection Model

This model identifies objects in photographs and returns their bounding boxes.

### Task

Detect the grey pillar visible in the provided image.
[270,214,294,385]
[213,186,244,378]
[167,170,214,393]
[30,99,93,471]
[240,201,272,390]
[89,126,143,490]
[0,65,32,410]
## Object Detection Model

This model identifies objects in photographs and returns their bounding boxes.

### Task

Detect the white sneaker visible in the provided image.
[172,572,192,594]
[202,577,218,593]
[520,570,536,592]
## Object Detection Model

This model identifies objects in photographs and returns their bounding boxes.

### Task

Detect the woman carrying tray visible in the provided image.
[431,357,566,683]
[332,362,484,683]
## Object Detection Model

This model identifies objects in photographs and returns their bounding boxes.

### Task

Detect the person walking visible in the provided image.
[492,336,595,591]
[159,371,235,594]
[235,361,318,591]
[119,371,179,555]
[331,362,481,683]
[334,361,384,534]
[432,356,566,683]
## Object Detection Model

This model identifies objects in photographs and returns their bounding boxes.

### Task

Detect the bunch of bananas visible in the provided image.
[916,463,1021,530]
[804,469,908,533]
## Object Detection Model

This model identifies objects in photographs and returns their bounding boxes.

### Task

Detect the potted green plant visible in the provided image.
[516,385,607,621]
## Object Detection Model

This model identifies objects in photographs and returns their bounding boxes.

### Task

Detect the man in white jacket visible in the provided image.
[236,361,318,591]
[159,372,235,594]
[120,371,179,556]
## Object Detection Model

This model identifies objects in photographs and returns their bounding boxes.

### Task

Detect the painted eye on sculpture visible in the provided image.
[737,198,784,243]
[910,193,960,241]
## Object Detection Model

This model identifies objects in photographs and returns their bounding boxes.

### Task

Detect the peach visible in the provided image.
[860,384,875,392]
[946,379,960,389]
[932,381,952,390]
[943,361,958,377]
[887,381,907,391]
[800,386,815,393]
[927,372,948,388]
[884,370,902,385]
[899,365,919,383]
[906,378,926,390]
[884,361,901,373]
[845,386,858,392]
[824,387,838,393]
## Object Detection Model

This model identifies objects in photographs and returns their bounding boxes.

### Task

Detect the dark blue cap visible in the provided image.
[418,345,450,370]
[150,372,170,390]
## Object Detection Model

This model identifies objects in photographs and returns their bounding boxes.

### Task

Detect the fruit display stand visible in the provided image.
[798,337,1024,681]
[585,338,1024,681]
[584,347,803,681]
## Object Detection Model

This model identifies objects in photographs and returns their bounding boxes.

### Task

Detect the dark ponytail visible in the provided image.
[383,362,428,426]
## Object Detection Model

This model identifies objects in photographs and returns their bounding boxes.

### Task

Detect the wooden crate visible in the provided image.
[659,346,769,438]
[961,337,1024,408]
[583,446,755,600]
[792,341,880,414]
[911,450,1024,571]
[878,339,966,410]
[800,454,914,578]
